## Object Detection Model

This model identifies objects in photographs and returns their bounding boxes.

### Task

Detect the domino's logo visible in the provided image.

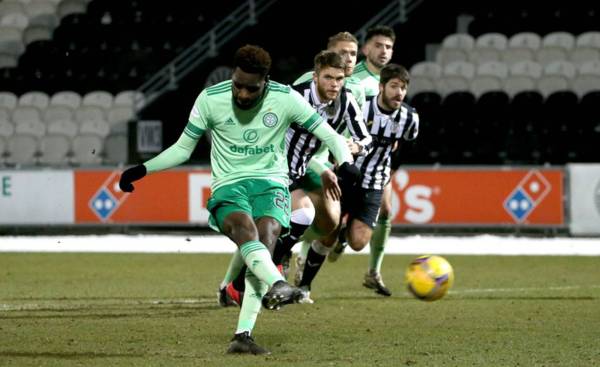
[91,189,117,220]
[88,171,129,222]
[503,170,551,223]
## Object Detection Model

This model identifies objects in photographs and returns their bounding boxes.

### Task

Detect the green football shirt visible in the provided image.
[293,71,366,108]
[187,80,323,190]
[352,60,380,97]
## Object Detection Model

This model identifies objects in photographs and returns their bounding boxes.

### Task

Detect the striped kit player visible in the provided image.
[286,80,372,182]
[356,95,419,190]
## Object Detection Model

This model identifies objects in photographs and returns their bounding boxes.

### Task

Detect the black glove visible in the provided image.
[119,164,147,192]
[336,162,361,187]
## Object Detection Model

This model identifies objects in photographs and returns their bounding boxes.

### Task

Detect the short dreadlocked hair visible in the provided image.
[233,45,272,77]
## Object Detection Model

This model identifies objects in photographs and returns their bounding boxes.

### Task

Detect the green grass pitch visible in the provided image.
[1,252,599,366]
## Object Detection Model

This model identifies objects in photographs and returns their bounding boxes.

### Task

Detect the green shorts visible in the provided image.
[290,162,334,193]
[207,179,291,233]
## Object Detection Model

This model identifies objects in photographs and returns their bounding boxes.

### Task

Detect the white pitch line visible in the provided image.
[1,234,600,255]
[2,285,599,311]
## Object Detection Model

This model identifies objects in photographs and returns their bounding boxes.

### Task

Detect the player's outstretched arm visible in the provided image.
[118,132,200,192]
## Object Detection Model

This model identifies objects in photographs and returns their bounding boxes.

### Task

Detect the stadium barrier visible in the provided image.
[2,166,582,232]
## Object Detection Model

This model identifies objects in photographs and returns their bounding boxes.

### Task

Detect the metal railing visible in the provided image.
[136,0,278,109]
[354,0,425,43]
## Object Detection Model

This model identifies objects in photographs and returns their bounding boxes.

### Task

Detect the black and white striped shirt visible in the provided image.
[355,95,419,190]
[286,80,372,181]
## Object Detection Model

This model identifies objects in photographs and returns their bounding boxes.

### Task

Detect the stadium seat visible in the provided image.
[18,91,50,109]
[0,135,5,162]
[569,47,600,66]
[114,90,145,109]
[408,62,442,96]
[437,61,475,96]
[79,119,110,138]
[0,91,18,109]
[0,119,15,138]
[38,134,70,165]
[504,60,543,97]
[0,107,10,123]
[572,60,600,97]
[507,91,545,163]
[43,106,74,123]
[25,1,59,28]
[47,119,78,138]
[440,91,476,163]
[0,12,29,29]
[436,34,475,66]
[475,91,511,163]
[5,133,38,165]
[75,106,105,123]
[0,26,25,56]
[12,106,42,124]
[107,106,134,134]
[104,133,128,164]
[71,134,103,165]
[578,91,600,161]
[470,32,507,65]
[407,91,443,163]
[0,53,17,68]
[22,25,53,45]
[50,91,81,109]
[82,90,113,109]
[537,60,577,97]
[470,61,508,97]
[0,1,25,17]
[503,32,541,65]
[542,91,579,163]
[56,0,88,18]
[576,31,600,49]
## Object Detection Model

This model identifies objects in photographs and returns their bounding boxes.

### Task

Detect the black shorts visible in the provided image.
[341,188,383,229]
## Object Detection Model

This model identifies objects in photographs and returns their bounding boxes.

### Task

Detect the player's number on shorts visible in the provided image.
[273,191,287,210]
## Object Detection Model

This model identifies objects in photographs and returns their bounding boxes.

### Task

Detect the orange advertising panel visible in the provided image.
[75,169,195,223]
[389,169,564,225]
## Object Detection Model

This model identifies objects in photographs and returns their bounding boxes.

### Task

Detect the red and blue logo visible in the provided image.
[88,171,129,221]
[503,170,551,223]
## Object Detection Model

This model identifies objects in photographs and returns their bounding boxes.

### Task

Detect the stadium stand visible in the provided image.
[0,0,599,167]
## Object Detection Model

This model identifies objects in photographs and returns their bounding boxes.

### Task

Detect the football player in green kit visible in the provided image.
[118,45,359,355]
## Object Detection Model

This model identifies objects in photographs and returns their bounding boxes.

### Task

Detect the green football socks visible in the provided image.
[239,240,284,286]
[369,217,391,273]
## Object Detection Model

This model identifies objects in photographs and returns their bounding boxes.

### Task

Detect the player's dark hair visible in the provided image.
[233,44,272,77]
[380,63,410,85]
[327,31,359,49]
[313,50,345,74]
[365,25,396,43]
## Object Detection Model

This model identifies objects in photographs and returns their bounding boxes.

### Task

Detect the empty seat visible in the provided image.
[572,60,600,97]
[503,32,541,65]
[56,0,87,18]
[504,60,543,97]
[25,1,59,28]
[0,52,17,68]
[38,134,70,165]
[47,119,78,138]
[576,31,600,49]
[15,118,46,138]
[107,106,134,133]
[0,12,29,29]
[409,62,442,95]
[436,48,468,66]
[82,90,113,109]
[0,26,25,56]
[0,91,18,109]
[22,25,53,45]
[437,32,475,66]
[71,134,103,164]
[75,106,105,122]
[537,60,577,97]
[0,119,15,138]
[18,91,50,109]
[470,32,507,64]
[438,61,475,96]
[104,133,128,164]
[5,134,38,165]
[0,107,10,123]
[470,61,508,97]
[12,106,42,124]
[114,90,145,109]
[43,105,73,123]
[0,135,5,160]
[0,1,25,17]
[50,90,81,109]
[79,119,110,138]
[536,32,576,65]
